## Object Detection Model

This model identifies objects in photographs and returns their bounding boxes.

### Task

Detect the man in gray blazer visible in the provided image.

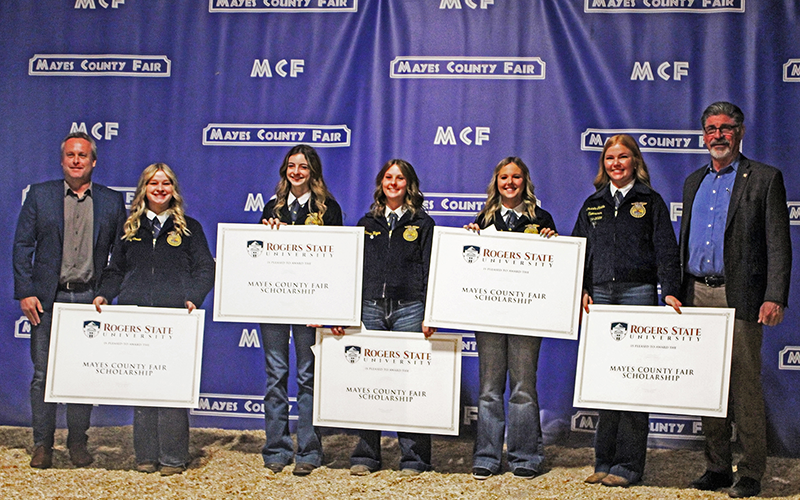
[681,102,791,498]
[13,132,126,469]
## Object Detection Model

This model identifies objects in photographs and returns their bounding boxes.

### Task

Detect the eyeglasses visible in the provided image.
[703,124,739,136]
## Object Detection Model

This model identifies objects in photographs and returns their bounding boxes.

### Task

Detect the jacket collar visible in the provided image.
[588,180,654,203]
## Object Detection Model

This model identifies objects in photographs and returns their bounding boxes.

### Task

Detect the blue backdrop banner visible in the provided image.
[1,0,798,456]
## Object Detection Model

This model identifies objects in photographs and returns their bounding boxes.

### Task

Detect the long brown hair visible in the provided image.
[369,159,425,217]
[270,144,335,219]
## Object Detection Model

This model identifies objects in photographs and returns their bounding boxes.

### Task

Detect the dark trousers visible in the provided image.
[687,282,766,480]
[594,410,649,482]
[590,282,656,483]
[30,289,94,449]
[133,407,189,467]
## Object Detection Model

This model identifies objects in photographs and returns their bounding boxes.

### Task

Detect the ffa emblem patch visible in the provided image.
[305,213,324,226]
[167,232,182,247]
[83,320,101,339]
[610,322,628,341]
[344,346,361,364]
[630,202,647,218]
[403,226,419,241]
[247,240,264,258]
[463,245,480,263]
[524,224,540,234]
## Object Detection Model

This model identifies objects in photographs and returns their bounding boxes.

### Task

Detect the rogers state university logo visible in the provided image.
[610,322,628,341]
[83,320,101,339]
[344,346,361,364]
[463,245,480,263]
[247,240,264,257]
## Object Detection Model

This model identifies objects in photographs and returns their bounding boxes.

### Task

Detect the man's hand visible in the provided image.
[20,296,43,326]
[759,301,785,326]
[581,291,592,314]
[93,296,108,313]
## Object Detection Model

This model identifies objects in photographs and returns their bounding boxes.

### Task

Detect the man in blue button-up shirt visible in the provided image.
[680,102,792,498]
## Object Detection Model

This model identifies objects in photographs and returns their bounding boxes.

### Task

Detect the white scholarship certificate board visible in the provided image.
[214,223,364,325]
[574,305,735,417]
[424,226,585,339]
[45,303,205,408]
[313,326,462,435]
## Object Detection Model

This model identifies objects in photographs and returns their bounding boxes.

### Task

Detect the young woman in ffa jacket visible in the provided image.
[572,134,681,488]
[335,159,435,476]
[466,157,556,481]
[93,163,215,476]
[259,144,342,477]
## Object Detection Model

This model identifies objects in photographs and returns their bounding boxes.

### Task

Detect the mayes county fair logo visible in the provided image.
[584,0,744,14]
[610,322,628,341]
[209,0,358,13]
[29,54,171,77]
[463,245,480,263]
[83,320,101,339]
[247,240,264,257]
[344,346,361,364]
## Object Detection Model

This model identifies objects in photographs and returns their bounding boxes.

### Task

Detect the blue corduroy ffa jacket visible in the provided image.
[572,181,681,300]
[359,210,435,302]
[97,215,215,308]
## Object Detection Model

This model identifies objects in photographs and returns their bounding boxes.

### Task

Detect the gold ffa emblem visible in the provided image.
[523,224,540,234]
[305,213,324,226]
[167,232,182,247]
[403,225,419,241]
[630,202,647,218]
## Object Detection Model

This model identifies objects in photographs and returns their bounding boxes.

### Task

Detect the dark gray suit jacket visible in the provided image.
[13,179,127,311]
[679,155,792,322]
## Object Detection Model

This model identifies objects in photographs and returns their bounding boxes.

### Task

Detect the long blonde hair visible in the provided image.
[270,145,335,220]
[123,163,190,240]
[476,156,538,225]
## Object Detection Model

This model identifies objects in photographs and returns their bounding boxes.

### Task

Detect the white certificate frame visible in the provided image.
[312,327,462,435]
[424,226,585,339]
[45,303,205,408]
[213,223,364,325]
[574,305,735,417]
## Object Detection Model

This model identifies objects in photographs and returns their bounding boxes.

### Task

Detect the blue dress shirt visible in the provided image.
[686,158,739,277]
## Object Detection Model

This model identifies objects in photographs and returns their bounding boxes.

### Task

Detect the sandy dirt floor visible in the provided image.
[1,426,799,499]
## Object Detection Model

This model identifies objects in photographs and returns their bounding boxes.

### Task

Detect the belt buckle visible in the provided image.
[62,282,88,291]
[703,276,723,287]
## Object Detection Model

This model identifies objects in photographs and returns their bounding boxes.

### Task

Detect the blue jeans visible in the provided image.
[590,282,656,483]
[350,299,432,472]
[260,323,321,466]
[30,289,94,449]
[473,332,543,474]
[133,407,189,467]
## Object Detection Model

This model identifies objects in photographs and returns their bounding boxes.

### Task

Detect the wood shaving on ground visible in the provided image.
[0,426,798,499]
